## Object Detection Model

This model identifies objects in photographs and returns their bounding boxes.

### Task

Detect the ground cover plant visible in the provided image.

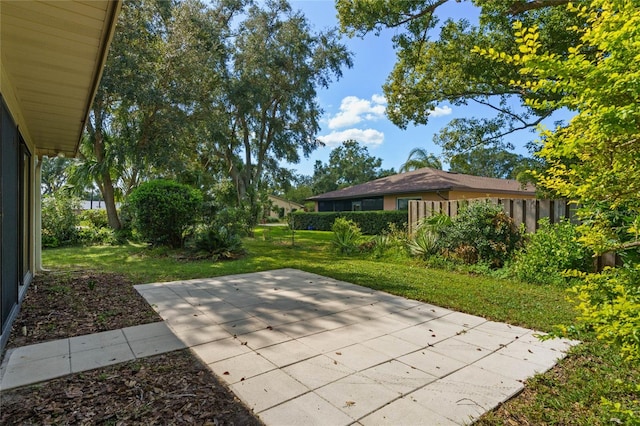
[4,226,637,423]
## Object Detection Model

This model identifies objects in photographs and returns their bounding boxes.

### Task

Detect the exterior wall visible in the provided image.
[0,95,36,352]
[447,190,536,200]
[383,192,448,211]
[267,196,304,219]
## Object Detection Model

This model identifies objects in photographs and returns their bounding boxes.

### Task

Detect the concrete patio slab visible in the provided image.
[70,342,135,373]
[230,368,310,413]
[283,354,354,390]
[259,391,353,426]
[0,323,185,391]
[359,396,457,426]
[1,268,579,426]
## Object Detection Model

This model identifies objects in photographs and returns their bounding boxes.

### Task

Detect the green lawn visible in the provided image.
[43,226,639,423]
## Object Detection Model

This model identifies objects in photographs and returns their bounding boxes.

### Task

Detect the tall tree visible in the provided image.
[79,0,183,230]
[184,0,352,224]
[399,148,442,172]
[312,140,394,194]
[336,0,585,159]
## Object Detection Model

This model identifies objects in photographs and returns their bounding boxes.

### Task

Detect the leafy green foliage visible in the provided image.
[336,0,583,154]
[439,202,522,267]
[566,265,640,361]
[362,223,410,259]
[41,194,80,248]
[479,0,640,360]
[128,180,203,248]
[191,226,244,260]
[513,219,593,286]
[331,217,362,255]
[292,211,407,234]
[76,209,118,246]
[407,229,439,259]
[448,146,541,179]
[78,209,109,230]
[78,226,116,246]
[407,213,451,259]
[399,148,441,173]
[312,140,395,194]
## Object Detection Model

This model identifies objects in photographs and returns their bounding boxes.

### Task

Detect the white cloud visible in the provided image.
[327,95,387,129]
[318,128,384,148]
[430,105,453,117]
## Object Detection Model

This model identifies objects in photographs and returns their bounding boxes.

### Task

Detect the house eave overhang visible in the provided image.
[308,186,534,202]
[0,0,122,157]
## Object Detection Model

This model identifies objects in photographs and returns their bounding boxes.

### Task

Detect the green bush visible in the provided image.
[439,201,521,267]
[513,219,593,285]
[408,214,453,259]
[567,265,640,361]
[331,217,362,254]
[42,194,80,248]
[191,225,244,260]
[78,209,109,229]
[128,179,203,248]
[78,226,116,246]
[292,211,407,234]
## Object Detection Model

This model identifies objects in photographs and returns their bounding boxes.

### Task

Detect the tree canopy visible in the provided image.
[481,0,640,360]
[336,0,584,158]
[312,140,394,194]
[448,147,538,179]
[78,0,352,228]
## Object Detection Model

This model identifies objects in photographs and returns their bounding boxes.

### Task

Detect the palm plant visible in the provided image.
[399,148,442,173]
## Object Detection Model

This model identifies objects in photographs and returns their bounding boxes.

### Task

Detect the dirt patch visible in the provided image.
[1,271,262,425]
[1,351,261,425]
[6,271,160,349]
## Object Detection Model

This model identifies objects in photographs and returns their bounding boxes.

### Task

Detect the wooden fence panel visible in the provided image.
[408,198,576,234]
[405,198,617,268]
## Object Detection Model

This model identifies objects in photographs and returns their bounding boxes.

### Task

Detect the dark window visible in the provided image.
[397,197,422,210]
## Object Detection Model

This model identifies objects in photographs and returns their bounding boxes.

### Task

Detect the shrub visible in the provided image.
[439,201,521,267]
[408,229,439,259]
[567,265,640,361]
[42,194,80,248]
[292,211,407,234]
[191,225,244,260]
[513,218,593,285]
[331,217,362,254]
[78,209,109,229]
[78,226,116,246]
[186,207,247,260]
[408,214,452,259]
[128,180,203,248]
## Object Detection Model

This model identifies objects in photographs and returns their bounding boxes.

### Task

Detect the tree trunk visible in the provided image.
[92,121,122,230]
[100,171,122,230]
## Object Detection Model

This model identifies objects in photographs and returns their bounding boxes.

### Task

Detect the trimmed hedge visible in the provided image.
[128,179,203,248]
[291,211,407,235]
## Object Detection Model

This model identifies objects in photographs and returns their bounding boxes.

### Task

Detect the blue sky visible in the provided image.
[286,0,561,177]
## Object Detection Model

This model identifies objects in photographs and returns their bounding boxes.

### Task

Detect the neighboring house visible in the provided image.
[266,195,304,219]
[0,1,121,352]
[308,167,536,212]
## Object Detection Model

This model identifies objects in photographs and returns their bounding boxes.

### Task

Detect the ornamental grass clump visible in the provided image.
[331,217,362,254]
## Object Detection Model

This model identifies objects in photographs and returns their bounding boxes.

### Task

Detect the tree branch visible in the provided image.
[508,0,571,15]
[484,111,552,143]
[384,0,449,28]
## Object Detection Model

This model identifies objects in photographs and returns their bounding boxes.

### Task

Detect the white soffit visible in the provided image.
[0,0,121,157]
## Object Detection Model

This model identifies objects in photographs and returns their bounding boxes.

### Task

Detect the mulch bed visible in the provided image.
[6,271,160,348]
[1,271,262,426]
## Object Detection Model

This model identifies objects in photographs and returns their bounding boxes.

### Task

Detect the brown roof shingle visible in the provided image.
[308,168,535,201]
